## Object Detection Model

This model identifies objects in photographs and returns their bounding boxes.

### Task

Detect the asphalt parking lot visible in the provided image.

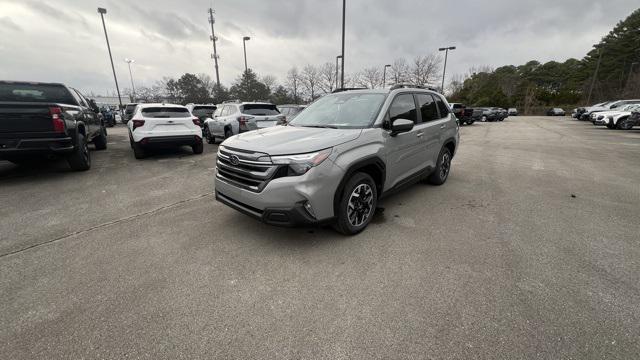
[1,116,639,359]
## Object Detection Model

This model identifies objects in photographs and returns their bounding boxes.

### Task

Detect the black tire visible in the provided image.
[606,122,614,129]
[67,133,91,171]
[333,172,377,235]
[204,126,216,144]
[192,139,204,154]
[93,126,108,150]
[467,119,475,125]
[427,147,452,186]
[617,117,633,130]
[224,128,233,139]
[130,137,147,159]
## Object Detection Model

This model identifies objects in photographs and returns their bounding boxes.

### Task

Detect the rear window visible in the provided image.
[0,83,76,104]
[192,106,217,117]
[141,107,190,118]
[240,104,280,115]
[125,104,137,113]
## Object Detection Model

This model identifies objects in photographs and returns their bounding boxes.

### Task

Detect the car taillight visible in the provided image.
[237,116,249,131]
[49,106,65,133]
[192,117,201,126]
[132,119,145,130]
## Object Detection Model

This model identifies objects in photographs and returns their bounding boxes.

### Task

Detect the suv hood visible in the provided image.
[222,126,362,155]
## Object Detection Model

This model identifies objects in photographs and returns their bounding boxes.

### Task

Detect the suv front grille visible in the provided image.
[216,146,280,192]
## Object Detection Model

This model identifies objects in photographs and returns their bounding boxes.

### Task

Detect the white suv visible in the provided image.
[128,103,203,159]
[203,101,285,143]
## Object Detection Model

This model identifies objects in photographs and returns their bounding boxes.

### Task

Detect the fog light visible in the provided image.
[303,201,316,219]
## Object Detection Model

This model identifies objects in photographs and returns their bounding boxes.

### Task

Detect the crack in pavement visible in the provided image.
[0,192,214,259]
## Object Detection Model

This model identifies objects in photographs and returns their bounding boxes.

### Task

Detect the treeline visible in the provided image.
[449,8,640,113]
[123,54,442,105]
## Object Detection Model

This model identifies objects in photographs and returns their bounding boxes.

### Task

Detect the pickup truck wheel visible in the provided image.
[204,126,216,144]
[192,139,204,154]
[93,126,108,150]
[333,172,377,235]
[67,133,91,171]
[224,128,233,139]
[427,147,452,186]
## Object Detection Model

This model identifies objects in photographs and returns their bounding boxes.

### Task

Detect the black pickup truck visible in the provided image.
[0,81,107,170]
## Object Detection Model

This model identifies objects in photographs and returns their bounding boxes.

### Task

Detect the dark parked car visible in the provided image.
[449,103,476,125]
[547,108,566,116]
[618,109,640,130]
[123,103,138,124]
[0,81,107,170]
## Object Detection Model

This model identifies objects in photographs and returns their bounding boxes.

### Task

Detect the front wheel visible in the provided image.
[617,118,634,130]
[333,172,377,235]
[67,133,91,171]
[481,116,487,122]
[427,147,452,185]
[204,126,216,144]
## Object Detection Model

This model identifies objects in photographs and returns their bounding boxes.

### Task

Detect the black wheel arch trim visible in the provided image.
[333,156,386,216]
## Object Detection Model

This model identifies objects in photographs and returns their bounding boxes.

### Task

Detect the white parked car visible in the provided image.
[127,103,203,159]
[203,101,285,144]
[593,104,640,129]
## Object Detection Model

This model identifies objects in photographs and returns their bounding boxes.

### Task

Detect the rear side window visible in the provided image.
[141,107,190,118]
[0,83,76,104]
[125,105,137,113]
[192,106,216,117]
[416,94,439,122]
[388,94,418,123]
[240,104,280,115]
[434,96,450,118]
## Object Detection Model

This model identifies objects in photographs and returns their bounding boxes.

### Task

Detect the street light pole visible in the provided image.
[587,48,603,105]
[335,55,342,91]
[208,8,221,86]
[243,36,251,74]
[382,64,391,88]
[97,7,123,115]
[438,46,456,93]
[340,0,346,89]
[124,58,136,102]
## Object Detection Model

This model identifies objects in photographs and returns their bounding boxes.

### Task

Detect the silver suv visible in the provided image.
[215,85,460,234]
[204,101,285,143]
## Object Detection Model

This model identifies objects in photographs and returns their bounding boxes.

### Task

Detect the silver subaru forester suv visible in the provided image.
[215,85,460,235]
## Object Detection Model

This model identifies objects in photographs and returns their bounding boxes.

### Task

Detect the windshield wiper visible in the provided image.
[301,124,338,129]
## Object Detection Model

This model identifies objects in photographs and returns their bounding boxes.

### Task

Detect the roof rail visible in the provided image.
[332,87,368,93]
[222,99,241,103]
[389,83,440,92]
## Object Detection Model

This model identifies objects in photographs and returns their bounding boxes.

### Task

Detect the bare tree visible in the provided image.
[409,54,442,86]
[302,64,321,100]
[318,62,337,94]
[390,58,410,84]
[286,67,302,104]
[261,75,277,94]
[356,67,383,89]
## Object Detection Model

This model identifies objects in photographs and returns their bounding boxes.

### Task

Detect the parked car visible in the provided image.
[493,107,508,121]
[547,108,566,116]
[214,85,459,235]
[575,101,610,120]
[478,108,500,122]
[508,108,518,116]
[277,104,307,124]
[449,103,475,125]
[0,81,107,170]
[186,103,217,121]
[592,104,640,129]
[203,101,285,144]
[619,108,640,130]
[123,103,138,124]
[127,103,203,159]
[100,106,116,127]
[579,100,640,121]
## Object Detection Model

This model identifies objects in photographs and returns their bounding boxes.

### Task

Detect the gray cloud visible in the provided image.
[0,0,637,95]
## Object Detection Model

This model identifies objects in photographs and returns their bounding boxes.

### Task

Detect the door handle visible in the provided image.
[416,132,424,137]
[440,124,446,129]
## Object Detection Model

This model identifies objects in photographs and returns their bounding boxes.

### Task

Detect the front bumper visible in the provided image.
[214,157,343,226]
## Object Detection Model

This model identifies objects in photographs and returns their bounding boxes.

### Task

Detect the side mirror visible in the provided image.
[390,118,414,136]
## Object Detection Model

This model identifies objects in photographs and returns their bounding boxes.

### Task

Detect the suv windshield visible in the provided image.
[240,104,280,115]
[290,93,385,129]
[192,106,217,118]
[0,83,75,104]
[141,107,190,118]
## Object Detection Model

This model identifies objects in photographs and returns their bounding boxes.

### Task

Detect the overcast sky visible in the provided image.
[0,0,637,95]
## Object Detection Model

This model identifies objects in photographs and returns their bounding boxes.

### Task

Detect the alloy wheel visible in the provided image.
[347,183,374,227]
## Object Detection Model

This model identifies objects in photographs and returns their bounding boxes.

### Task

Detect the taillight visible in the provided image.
[192,117,201,126]
[237,116,249,131]
[49,106,65,133]
[132,119,145,130]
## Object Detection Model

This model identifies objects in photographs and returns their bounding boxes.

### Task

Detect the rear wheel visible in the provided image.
[67,133,91,171]
[427,147,452,185]
[333,172,377,235]
[224,128,233,139]
[467,119,475,125]
[204,126,216,144]
[192,139,204,154]
[93,126,108,150]
[481,116,487,122]
[130,137,147,159]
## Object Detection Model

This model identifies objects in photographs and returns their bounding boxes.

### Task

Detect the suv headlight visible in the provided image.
[270,148,332,176]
